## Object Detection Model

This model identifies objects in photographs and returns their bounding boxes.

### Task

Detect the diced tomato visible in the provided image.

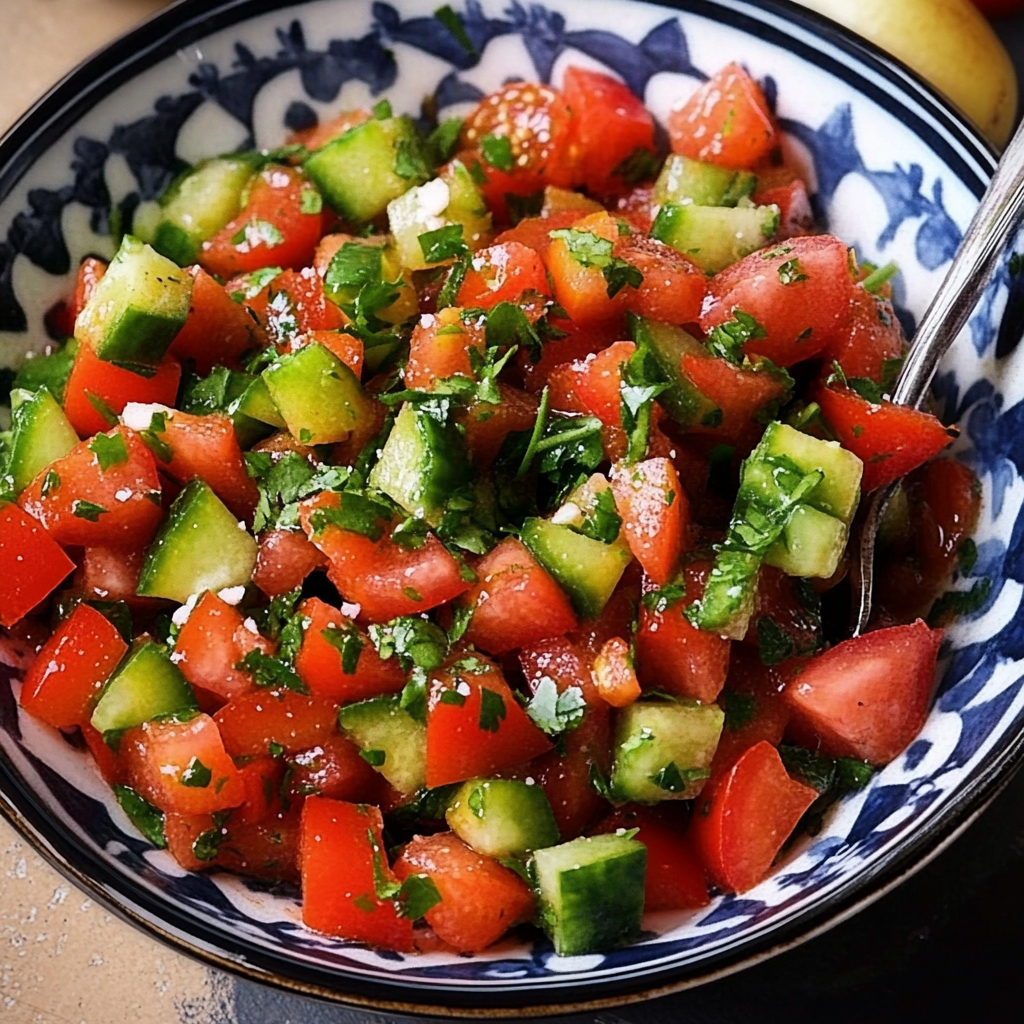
[594,807,709,910]
[743,567,823,659]
[253,528,327,597]
[561,67,656,194]
[164,812,217,872]
[667,63,778,168]
[299,492,470,622]
[245,267,346,347]
[616,237,706,325]
[214,689,339,758]
[495,210,580,260]
[288,109,370,152]
[690,740,817,893]
[462,385,539,469]
[122,713,246,815]
[394,832,535,953]
[404,307,485,390]
[81,722,126,784]
[19,427,162,548]
[545,212,633,323]
[564,340,635,426]
[815,385,954,492]
[518,315,624,394]
[783,619,943,764]
[20,604,127,728]
[425,657,551,788]
[915,458,982,583]
[710,645,791,774]
[200,165,324,278]
[294,597,405,703]
[592,636,641,708]
[148,410,259,520]
[217,810,302,882]
[681,352,791,446]
[516,638,612,836]
[460,537,578,655]
[173,591,267,703]
[460,83,575,221]
[287,732,379,802]
[232,755,286,826]
[305,329,363,377]
[610,457,688,585]
[73,545,157,609]
[63,344,181,438]
[700,235,854,367]
[456,241,551,309]
[169,266,267,373]
[570,587,638,655]
[0,503,75,627]
[752,178,815,239]
[635,562,731,703]
[820,286,905,383]
[299,797,413,950]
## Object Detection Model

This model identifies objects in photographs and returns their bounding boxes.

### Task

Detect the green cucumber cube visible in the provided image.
[152,156,258,265]
[653,155,758,209]
[75,235,193,369]
[650,202,779,274]
[262,343,368,445]
[521,517,632,619]
[532,834,647,956]
[368,401,472,526]
[137,479,257,603]
[764,503,847,578]
[758,421,863,524]
[446,779,560,859]
[339,695,426,795]
[634,318,719,428]
[611,701,724,804]
[388,160,492,271]
[5,388,79,493]
[305,116,429,224]
[90,639,197,734]
[12,340,77,401]
[230,376,286,429]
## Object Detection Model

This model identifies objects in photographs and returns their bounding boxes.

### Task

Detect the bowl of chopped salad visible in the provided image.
[0,0,1018,1015]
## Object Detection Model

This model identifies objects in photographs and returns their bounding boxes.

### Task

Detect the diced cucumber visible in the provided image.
[262,343,369,445]
[764,503,847,578]
[90,639,197,734]
[181,367,272,448]
[521,517,632,619]
[339,695,426,795]
[653,155,758,209]
[74,235,192,369]
[633,318,719,428]
[137,479,257,603]
[387,160,492,271]
[446,779,560,859]
[532,834,647,956]
[368,401,472,526]
[610,701,723,804]
[229,377,286,429]
[692,550,761,639]
[758,422,863,524]
[305,116,429,224]
[151,156,258,265]
[650,202,779,274]
[4,388,79,493]
[322,240,418,325]
[13,340,77,401]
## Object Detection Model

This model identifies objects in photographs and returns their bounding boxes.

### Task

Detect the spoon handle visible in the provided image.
[895,119,1024,408]
[853,118,1024,635]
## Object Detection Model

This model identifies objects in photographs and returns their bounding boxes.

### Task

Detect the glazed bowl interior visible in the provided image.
[0,0,1021,1015]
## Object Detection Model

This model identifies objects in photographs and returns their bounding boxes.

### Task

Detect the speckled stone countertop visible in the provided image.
[4,4,1024,1023]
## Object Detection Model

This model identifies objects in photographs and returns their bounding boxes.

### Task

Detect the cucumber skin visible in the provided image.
[90,640,197,734]
[653,155,758,209]
[764,503,847,578]
[136,479,258,604]
[650,202,779,274]
[533,834,647,956]
[446,779,560,859]
[5,389,79,493]
[635,319,718,428]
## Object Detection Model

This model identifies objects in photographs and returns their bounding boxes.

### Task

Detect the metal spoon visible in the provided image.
[852,117,1024,636]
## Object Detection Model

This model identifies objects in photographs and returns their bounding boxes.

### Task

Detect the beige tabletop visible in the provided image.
[0,7,237,1021]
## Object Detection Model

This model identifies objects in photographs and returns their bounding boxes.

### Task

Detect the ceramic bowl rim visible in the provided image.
[0,0,1012,1016]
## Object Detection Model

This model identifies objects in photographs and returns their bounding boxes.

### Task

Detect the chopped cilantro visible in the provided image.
[756,615,794,666]
[299,188,323,215]
[428,118,464,165]
[649,761,710,793]
[369,616,449,672]
[928,579,992,626]
[397,873,443,919]
[41,468,60,497]
[480,133,514,171]
[548,227,643,298]
[114,784,167,848]
[394,137,431,181]
[236,649,307,693]
[360,748,386,767]
[309,491,392,542]
[89,431,128,471]
[641,580,688,614]
[478,688,507,732]
[861,261,899,294]
[578,488,622,544]
[321,623,364,675]
[705,310,767,365]
[418,223,469,264]
[180,757,212,788]
[720,688,757,731]
[525,678,587,735]
[231,219,284,249]
[72,499,108,521]
[373,98,393,120]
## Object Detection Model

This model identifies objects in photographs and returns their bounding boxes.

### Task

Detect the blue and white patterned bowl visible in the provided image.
[0,0,1020,1015]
